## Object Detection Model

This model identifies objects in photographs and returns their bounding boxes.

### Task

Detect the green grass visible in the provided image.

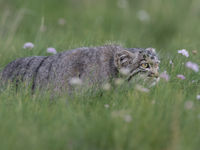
[0,0,200,149]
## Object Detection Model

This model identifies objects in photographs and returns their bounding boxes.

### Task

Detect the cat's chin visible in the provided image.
[135,73,160,87]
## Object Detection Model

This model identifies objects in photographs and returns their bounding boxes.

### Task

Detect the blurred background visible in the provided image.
[1,1,200,150]
[0,0,200,65]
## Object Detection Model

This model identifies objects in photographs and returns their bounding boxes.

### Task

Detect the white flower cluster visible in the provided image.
[23,42,57,55]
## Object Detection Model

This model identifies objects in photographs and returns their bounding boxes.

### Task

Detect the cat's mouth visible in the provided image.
[127,70,159,82]
[126,69,145,81]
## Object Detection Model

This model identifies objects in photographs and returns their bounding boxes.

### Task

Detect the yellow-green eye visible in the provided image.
[141,63,149,68]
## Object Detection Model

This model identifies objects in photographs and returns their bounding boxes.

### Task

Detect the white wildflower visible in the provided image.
[137,10,150,22]
[192,80,197,83]
[102,83,111,91]
[169,60,173,65]
[124,115,132,122]
[117,0,128,9]
[47,47,57,54]
[114,78,124,85]
[104,104,109,108]
[58,18,66,25]
[119,68,130,76]
[23,42,34,49]
[135,84,150,93]
[178,49,189,57]
[69,77,82,86]
[177,74,186,80]
[196,95,200,100]
[160,71,170,81]
[184,101,193,110]
[185,61,199,72]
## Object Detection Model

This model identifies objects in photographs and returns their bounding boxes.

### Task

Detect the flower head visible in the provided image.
[178,49,189,57]
[58,18,66,25]
[185,61,199,72]
[160,71,170,81]
[69,77,82,86]
[104,104,110,108]
[197,95,200,100]
[124,115,132,123]
[137,10,150,22]
[184,101,193,110]
[47,47,57,54]
[23,42,34,49]
[177,74,186,80]
[119,68,130,76]
[117,0,128,9]
[135,84,150,93]
[114,78,124,85]
[169,60,173,65]
[102,83,111,91]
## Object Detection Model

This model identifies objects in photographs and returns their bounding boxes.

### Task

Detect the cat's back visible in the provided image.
[0,44,122,89]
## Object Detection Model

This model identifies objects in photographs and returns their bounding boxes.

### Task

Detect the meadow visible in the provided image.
[0,0,200,149]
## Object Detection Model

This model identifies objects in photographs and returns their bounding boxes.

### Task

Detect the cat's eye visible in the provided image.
[141,63,149,68]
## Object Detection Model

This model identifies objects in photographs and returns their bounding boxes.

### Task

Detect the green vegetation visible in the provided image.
[0,0,200,149]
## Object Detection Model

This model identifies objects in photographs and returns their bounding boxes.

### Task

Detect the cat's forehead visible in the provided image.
[127,48,160,63]
[140,48,159,64]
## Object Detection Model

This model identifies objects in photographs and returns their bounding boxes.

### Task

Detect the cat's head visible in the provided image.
[114,47,160,81]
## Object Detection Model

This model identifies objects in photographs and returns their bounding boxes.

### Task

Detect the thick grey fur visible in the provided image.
[1,45,157,91]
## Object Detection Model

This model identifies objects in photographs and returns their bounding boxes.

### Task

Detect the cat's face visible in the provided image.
[114,48,160,81]
[137,48,160,78]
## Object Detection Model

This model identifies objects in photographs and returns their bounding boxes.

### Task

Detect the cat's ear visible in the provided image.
[114,50,136,69]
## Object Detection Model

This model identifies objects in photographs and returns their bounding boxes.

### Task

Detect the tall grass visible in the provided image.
[0,0,200,149]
